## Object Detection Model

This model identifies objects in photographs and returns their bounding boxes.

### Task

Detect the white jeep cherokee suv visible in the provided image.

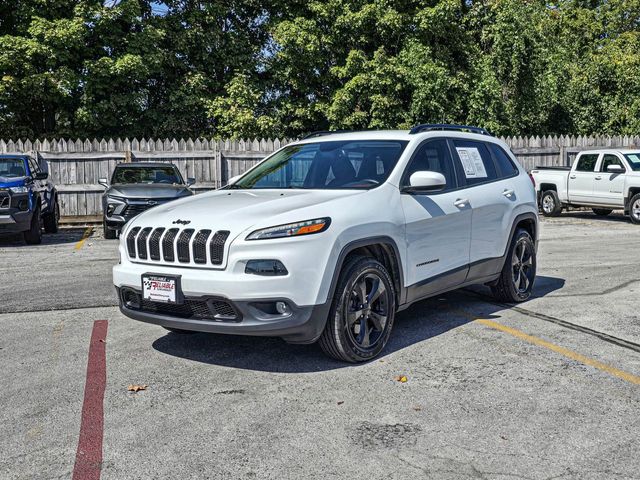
[114,124,538,362]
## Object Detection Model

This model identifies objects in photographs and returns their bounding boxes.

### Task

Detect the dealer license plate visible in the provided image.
[142,274,181,303]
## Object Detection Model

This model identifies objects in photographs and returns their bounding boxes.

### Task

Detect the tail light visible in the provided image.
[528,172,536,187]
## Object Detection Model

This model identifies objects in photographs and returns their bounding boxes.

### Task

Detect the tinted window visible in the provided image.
[233,140,408,190]
[600,154,624,172]
[402,139,457,191]
[575,154,598,172]
[489,144,518,177]
[112,166,183,185]
[452,140,498,186]
[0,158,26,178]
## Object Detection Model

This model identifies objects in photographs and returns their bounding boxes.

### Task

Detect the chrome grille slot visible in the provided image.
[149,228,165,261]
[193,230,212,264]
[162,228,179,262]
[210,231,230,265]
[177,229,195,263]
[136,227,152,259]
[126,227,141,258]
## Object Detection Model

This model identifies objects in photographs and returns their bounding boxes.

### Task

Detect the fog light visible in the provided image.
[107,203,117,215]
[245,259,288,276]
[276,301,289,314]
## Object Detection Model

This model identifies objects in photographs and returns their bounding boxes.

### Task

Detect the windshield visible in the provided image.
[0,158,26,178]
[231,140,409,190]
[111,166,183,185]
[624,153,640,171]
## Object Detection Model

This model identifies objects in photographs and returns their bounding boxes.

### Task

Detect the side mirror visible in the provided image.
[403,171,447,193]
[98,178,109,188]
[186,177,196,186]
[607,164,624,173]
[227,174,242,185]
[34,172,48,180]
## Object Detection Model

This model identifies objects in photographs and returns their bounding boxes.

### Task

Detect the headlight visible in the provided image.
[107,194,125,202]
[9,186,28,194]
[246,217,331,240]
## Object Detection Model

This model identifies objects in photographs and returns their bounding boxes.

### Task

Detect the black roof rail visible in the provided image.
[409,123,491,136]
[301,130,353,139]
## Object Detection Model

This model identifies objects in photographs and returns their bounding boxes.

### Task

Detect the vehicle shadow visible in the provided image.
[152,275,565,373]
[549,211,629,224]
[0,228,91,246]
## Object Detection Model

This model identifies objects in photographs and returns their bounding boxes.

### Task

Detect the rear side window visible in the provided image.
[452,140,498,186]
[489,144,518,178]
[575,154,598,172]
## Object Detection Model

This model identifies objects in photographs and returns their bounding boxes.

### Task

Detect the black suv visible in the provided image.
[99,162,195,239]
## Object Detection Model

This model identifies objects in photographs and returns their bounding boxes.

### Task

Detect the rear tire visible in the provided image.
[491,229,536,303]
[629,193,640,225]
[103,217,117,239]
[23,206,42,245]
[540,190,562,217]
[43,200,59,233]
[592,208,612,216]
[319,256,396,363]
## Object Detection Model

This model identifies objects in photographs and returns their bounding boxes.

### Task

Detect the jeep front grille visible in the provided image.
[126,226,231,267]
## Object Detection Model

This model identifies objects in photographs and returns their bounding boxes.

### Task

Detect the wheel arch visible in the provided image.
[327,236,405,307]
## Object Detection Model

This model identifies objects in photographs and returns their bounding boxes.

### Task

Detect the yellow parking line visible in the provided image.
[476,318,640,386]
[75,227,94,250]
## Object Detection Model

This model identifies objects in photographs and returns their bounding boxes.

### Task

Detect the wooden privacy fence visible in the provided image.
[0,134,639,218]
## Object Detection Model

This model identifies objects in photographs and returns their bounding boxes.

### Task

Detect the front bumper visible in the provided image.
[0,191,32,234]
[117,286,329,344]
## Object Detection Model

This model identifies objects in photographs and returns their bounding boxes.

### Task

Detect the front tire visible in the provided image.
[103,217,117,239]
[592,208,612,216]
[43,200,60,233]
[491,229,536,303]
[23,206,42,245]
[540,190,562,217]
[629,193,640,225]
[319,256,396,363]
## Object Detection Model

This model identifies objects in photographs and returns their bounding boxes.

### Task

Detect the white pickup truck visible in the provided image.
[531,149,640,224]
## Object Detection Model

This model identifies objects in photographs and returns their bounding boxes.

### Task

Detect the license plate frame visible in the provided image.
[141,273,184,304]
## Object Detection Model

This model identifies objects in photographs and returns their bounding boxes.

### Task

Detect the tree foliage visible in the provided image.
[1,0,639,138]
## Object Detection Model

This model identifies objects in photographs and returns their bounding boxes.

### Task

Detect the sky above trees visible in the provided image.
[1,0,639,139]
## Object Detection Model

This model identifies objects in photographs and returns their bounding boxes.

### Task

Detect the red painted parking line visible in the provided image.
[73,320,108,480]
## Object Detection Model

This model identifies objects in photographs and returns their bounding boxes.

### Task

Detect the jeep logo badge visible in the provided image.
[172,219,191,225]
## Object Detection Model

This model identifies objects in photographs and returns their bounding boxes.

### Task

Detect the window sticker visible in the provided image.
[627,154,640,164]
[456,147,488,178]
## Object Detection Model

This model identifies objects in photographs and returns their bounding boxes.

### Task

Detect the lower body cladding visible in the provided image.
[117,286,330,344]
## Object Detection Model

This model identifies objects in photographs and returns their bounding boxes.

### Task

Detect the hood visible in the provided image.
[106,183,192,199]
[0,176,28,188]
[128,188,365,235]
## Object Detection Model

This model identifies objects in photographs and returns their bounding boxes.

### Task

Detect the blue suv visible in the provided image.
[0,154,59,244]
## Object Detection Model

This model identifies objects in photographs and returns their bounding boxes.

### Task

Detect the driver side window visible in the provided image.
[402,139,457,192]
[600,154,625,172]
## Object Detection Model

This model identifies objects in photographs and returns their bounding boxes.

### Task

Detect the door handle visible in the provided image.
[595,176,602,180]
[454,198,469,208]
[569,175,577,179]
[502,189,515,198]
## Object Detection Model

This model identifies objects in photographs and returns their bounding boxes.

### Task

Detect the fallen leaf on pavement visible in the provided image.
[394,375,408,383]
[127,384,147,392]
[413,406,422,411]
[337,401,344,405]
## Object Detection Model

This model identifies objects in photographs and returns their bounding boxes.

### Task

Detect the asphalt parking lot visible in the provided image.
[1,212,639,480]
